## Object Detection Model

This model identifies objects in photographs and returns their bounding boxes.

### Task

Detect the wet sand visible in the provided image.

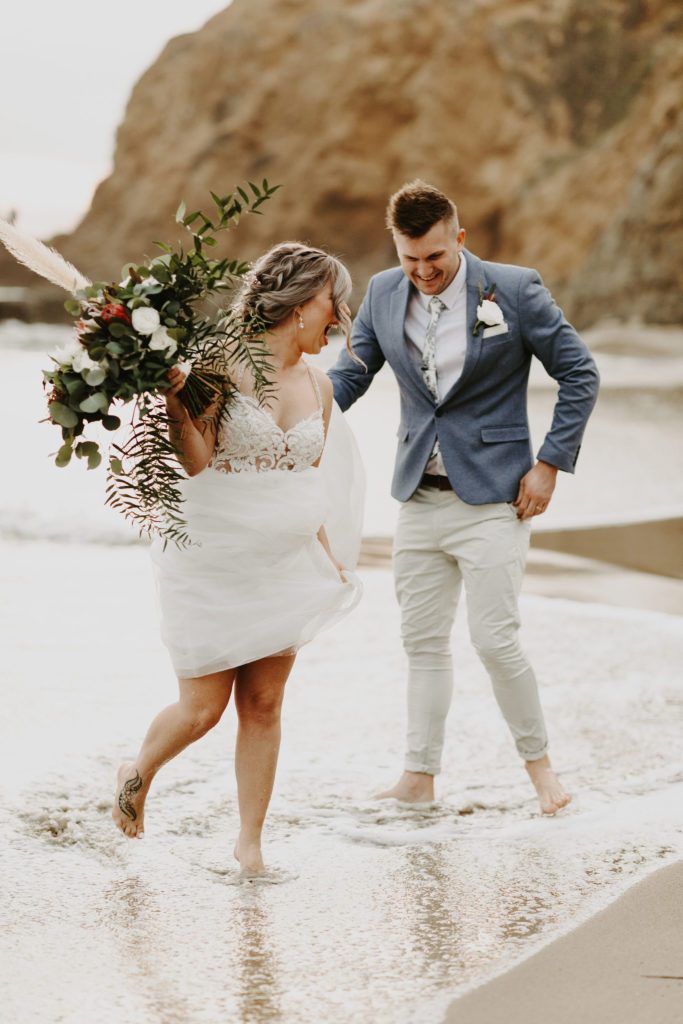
[437,498,683,1022]
[373,511,683,1024]
[1,320,681,1021]
[443,860,683,1024]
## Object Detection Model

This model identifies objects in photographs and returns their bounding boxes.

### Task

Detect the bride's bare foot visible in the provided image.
[112,763,147,838]
[375,770,435,803]
[525,755,572,815]
[234,837,265,876]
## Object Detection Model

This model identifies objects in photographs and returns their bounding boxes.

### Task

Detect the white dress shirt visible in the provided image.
[404,253,468,475]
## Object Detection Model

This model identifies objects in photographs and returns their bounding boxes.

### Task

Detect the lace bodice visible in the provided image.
[208,364,325,473]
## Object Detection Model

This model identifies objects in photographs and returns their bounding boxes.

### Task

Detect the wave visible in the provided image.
[0,507,145,546]
[0,317,72,352]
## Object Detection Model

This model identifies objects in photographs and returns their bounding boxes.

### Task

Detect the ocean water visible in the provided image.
[1,320,682,1024]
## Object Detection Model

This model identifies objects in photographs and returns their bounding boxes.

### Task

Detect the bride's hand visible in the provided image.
[330,556,346,582]
[162,365,187,395]
[161,365,189,417]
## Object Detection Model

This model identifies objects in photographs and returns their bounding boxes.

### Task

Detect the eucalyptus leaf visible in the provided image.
[50,401,79,428]
[82,367,107,386]
[80,393,109,414]
[63,374,86,394]
[76,441,98,457]
[55,443,73,467]
[150,265,171,284]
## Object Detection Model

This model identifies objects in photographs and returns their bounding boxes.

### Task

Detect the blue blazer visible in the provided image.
[329,250,600,504]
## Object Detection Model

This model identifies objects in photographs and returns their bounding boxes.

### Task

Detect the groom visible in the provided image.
[328,180,600,814]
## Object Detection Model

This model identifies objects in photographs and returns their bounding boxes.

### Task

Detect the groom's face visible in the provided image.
[393,219,466,295]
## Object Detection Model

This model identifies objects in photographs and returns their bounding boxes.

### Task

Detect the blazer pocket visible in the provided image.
[481,425,530,443]
[482,323,509,339]
[397,427,410,441]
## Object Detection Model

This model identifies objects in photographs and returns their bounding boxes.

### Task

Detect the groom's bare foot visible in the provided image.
[112,763,147,838]
[375,770,435,803]
[234,837,265,876]
[525,755,572,815]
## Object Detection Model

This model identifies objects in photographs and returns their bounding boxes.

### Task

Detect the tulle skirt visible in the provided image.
[151,404,364,677]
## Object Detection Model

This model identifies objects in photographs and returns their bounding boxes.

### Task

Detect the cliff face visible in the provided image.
[6,0,683,326]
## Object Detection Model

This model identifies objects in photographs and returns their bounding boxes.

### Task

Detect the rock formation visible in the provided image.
[3,0,681,327]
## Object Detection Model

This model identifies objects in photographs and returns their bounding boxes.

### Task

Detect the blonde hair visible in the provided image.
[235,241,352,341]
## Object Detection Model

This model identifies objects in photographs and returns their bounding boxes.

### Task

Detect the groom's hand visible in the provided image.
[513,461,558,519]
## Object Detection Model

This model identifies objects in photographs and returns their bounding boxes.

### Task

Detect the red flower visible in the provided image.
[100,303,131,324]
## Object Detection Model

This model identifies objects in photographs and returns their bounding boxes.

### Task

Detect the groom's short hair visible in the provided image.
[386,180,459,238]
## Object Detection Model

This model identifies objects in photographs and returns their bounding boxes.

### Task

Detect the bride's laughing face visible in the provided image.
[298,284,348,354]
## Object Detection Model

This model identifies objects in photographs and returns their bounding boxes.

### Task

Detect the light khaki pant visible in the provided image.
[393,487,549,775]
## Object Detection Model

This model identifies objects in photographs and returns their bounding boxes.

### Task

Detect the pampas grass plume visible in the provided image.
[0,218,91,294]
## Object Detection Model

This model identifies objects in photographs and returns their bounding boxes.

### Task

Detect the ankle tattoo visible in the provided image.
[118,770,143,820]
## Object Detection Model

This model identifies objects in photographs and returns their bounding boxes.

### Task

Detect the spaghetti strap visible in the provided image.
[306,363,323,411]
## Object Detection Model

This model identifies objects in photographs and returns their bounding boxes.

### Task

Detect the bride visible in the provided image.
[112,242,364,874]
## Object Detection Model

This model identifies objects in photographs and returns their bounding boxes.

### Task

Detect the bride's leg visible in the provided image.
[113,669,235,839]
[233,654,295,873]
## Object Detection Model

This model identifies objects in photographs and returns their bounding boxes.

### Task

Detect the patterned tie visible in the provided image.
[420,295,445,401]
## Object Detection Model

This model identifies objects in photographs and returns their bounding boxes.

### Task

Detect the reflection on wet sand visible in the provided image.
[233,894,283,1024]
[102,876,198,1024]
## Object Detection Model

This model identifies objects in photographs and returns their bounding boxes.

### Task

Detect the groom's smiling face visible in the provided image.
[393,219,466,296]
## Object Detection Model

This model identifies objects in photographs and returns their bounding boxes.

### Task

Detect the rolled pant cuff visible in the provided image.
[403,761,439,776]
[520,744,550,762]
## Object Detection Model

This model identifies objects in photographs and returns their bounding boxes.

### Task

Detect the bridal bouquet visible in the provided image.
[0,183,278,546]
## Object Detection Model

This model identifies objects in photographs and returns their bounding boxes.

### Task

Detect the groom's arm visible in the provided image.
[328,279,386,411]
[519,270,600,473]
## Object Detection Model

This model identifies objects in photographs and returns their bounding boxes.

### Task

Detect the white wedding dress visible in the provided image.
[151,364,364,678]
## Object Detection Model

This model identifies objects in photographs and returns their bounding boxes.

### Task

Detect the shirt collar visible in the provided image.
[416,252,467,311]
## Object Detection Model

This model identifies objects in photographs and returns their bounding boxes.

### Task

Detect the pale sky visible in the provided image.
[2,1,231,237]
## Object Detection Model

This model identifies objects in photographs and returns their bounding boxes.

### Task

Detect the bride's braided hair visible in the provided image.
[235,241,352,342]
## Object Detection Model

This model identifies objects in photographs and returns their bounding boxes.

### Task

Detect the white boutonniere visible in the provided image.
[473,282,508,337]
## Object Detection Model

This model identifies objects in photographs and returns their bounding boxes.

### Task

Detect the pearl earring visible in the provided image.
[297,313,305,329]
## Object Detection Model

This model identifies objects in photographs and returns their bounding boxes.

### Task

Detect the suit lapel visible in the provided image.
[389,275,433,396]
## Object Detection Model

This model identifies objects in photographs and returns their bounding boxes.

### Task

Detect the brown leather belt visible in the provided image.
[420,473,453,491]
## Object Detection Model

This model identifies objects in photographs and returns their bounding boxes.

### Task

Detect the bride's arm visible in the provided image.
[317,523,345,580]
[164,365,218,476]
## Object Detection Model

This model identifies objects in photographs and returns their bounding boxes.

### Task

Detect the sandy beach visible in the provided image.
[1,320,682,1023]
[444,860,683,1024]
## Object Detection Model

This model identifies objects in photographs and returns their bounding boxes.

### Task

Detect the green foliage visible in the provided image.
[44,180,281,546]
[49,401,79,428]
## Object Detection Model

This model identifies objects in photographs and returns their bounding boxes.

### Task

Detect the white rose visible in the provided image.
[476,299,505,326]
[49,338,82,366]
[149,326,177,357]
[131,306,161,335]
[72,348,99,373]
